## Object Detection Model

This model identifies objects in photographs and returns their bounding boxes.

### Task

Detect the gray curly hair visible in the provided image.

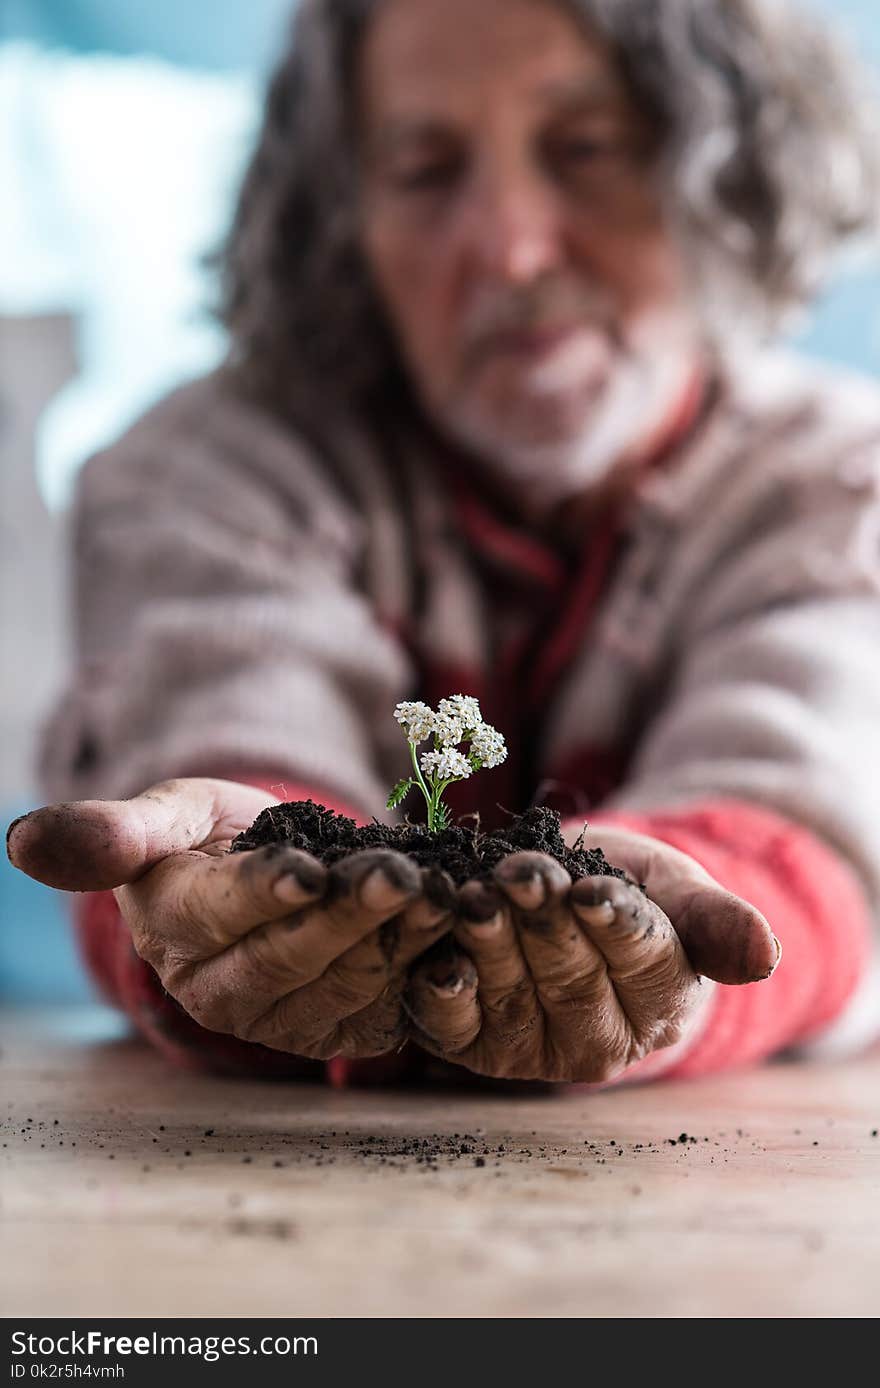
[216,0,880,412]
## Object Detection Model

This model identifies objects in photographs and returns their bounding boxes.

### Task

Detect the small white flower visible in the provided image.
[431,709,465,747]
[420,747,473,780]
[390,691,503,830]
[469,722,507,768]
[438,694,482,732]
[393,700,435,744]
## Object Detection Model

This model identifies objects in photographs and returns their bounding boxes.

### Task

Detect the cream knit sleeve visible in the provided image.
[604,408,880,914]
[37,379,414,814]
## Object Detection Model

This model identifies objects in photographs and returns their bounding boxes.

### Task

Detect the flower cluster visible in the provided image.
[393,700,435,745]
[388,693,508,830]
[419,747,474,781]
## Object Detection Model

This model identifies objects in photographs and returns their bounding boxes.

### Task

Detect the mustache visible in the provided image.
[460,279,621,353]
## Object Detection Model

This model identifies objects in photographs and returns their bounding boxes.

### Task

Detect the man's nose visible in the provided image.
[459,163,565,285]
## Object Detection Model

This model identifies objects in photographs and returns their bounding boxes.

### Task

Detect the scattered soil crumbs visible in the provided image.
[231,800,636,889]
[4,1108,879,1189]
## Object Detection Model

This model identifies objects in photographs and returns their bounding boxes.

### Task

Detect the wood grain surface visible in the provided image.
[2,1005,879,1318]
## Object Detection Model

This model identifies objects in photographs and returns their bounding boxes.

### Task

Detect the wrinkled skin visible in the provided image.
[6,779,777,1079]
[405,834,779,1084]
[357,0,706,522]
[6,779,454,1060]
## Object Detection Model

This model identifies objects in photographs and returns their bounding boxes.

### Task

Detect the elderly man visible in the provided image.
[8,0,880,1087]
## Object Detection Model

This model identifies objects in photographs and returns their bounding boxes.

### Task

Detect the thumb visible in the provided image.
[6,778,277,893]
[673,884,781,985]
[576,824,780,985]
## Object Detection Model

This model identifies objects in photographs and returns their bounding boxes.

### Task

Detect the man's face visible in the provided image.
[357,0,704,502]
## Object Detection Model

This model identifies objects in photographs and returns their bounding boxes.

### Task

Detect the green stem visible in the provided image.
[407,742,467,831]
[430,778,456,831]
[409,741,433,823]
[425,776,439,832]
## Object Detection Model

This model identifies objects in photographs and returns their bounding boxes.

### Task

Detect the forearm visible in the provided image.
[564,797,875,1081]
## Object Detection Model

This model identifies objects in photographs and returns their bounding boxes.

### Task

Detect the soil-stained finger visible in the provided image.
[248,867,458,1053]
[268,847,423,976]
[569,826,777,982]
[404,947,480,1055]
[335,863,457,972]
[451,880,540,1056]
[488,857,625,1064]
[121,842,328,964]
[6,777,277,892]
[166,847,424,1034]
[570,874,698,1040]
[491,851,571,911]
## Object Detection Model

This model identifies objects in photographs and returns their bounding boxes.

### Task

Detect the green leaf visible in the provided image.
[386,777,415,810]
[432,799,452,832]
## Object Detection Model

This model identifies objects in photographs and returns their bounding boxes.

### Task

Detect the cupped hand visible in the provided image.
[404,827,780,1083]
[7,778,456,1059]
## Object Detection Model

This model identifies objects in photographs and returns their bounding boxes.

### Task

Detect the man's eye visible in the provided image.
[554,138,608,163]
[390,161,461,192]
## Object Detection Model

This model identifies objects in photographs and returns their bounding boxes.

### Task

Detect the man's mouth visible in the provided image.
[464,322,613,401]
[475,322,584,362]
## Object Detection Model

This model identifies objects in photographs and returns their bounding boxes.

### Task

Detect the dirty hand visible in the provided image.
[6,778,456,1059]
[404,826,780,1083]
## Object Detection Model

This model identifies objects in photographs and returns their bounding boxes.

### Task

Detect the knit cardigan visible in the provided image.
[40,350,880,1083]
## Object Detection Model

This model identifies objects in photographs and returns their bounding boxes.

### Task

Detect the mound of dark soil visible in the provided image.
[230,799,636,889]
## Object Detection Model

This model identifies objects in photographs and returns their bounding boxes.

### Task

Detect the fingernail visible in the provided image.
[360,865,410,911]
[274,864,324,904]
[573,897,616,927]
[494,861,546,908]
[465,913,504,938]
[459,882,504,922]
[513,874,546,909]
[494,856,543,886]
[401,893,450,932]
[427,972,465,997]
[422,866,456,912]
[494,856,534,882]
[5,813,30,861]
[756,934,783,981]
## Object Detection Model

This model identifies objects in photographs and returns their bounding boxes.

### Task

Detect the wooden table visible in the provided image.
[2,1005,879,1318]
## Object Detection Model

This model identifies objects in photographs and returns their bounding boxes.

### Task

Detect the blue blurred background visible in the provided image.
[2,0,880,1002]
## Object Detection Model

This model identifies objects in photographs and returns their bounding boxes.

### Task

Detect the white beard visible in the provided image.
[434,345,678,517]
